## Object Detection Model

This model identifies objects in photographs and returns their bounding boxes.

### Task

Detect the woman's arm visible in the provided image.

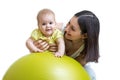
[26,37,48,52]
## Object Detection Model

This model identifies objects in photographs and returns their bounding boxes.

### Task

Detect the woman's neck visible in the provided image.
[71,39,84,47]
[65,39,84,56]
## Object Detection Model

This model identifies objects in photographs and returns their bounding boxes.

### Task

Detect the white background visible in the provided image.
[0,0,120,80]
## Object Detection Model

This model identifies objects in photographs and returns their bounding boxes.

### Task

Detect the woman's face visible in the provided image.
[64,16,83,41]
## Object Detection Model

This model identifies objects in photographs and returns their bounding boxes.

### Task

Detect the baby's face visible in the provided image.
[38,14,56,37]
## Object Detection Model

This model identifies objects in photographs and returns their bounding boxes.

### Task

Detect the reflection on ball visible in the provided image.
[3,52,90,80]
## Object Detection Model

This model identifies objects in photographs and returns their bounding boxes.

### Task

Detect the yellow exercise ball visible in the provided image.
[3,52,90,80]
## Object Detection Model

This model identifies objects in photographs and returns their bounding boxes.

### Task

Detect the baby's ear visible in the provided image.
[56,22,63,31]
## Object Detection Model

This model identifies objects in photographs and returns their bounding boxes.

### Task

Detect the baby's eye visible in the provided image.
[49,22,53,24]
[42,23,46,25]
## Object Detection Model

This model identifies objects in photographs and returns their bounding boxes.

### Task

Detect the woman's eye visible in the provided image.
[71,26,75,31]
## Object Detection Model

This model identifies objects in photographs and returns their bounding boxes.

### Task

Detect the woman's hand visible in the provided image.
[33,39,49,51]
[48,43,58,52]
[33,39,58,52]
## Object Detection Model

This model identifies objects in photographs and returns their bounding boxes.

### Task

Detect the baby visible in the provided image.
[26,9,65,57]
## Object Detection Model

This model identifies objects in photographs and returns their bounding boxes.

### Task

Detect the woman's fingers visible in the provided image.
[49,44,58,52]
[49,47,57,52]
[39,42,49,50]
[34,40,42,45]
[34,39,49,50]
[34,40,58,51]
[42,45,49,51]
[49,43,57,47]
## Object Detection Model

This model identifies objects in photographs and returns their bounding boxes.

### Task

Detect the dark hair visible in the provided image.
[75,10,100,63]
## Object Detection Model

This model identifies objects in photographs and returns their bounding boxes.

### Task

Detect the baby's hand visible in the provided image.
[54,52,64,58]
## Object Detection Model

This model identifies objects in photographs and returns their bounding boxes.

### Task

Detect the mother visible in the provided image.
[26,10,100,80]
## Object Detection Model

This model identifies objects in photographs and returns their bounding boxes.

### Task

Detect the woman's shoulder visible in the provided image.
[56,22,66,32]
[56,23,64,31]
[84,63,96,80]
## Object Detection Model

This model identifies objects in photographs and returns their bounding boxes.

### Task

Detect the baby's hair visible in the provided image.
[37,8,55,21]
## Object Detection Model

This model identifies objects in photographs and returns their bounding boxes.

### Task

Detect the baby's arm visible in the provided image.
[26,37,44,53]
[55,37,65,57]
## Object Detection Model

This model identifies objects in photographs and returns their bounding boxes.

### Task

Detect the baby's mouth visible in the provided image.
[46,29,52,31]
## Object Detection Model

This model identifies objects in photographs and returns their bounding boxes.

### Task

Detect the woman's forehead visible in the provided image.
[70,16,79,28]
